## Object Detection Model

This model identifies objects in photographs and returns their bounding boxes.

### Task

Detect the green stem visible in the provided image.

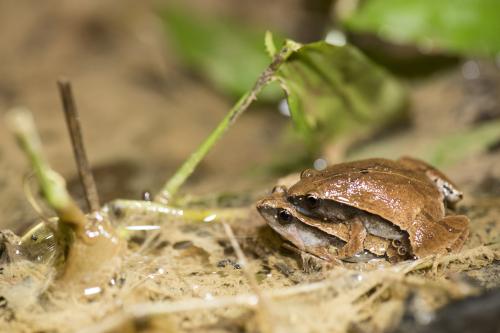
[110,199,249,222]
[6,108,86,231]
[156,91,250,203]
[156,42,300,202]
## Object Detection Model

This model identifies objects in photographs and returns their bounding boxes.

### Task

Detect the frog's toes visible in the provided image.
[300,251,324,273]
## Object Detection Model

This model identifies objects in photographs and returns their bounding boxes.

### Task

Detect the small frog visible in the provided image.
[256,192,403,263]
[286,157,469,259]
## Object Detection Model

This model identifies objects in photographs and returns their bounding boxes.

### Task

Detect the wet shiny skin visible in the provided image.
[286,157,470,258]
[257,194,383,262]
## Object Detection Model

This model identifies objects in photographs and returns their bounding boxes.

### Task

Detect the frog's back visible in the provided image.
[289,158,446,231]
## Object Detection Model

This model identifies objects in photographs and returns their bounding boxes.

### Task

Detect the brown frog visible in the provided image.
[286,157,469,259]
[256,191,406,263]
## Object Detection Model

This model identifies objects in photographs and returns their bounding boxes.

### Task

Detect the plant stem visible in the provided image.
[109,199,249,223]
[6,108,86,233]
[155,42,299,202]
[58,79,101,212]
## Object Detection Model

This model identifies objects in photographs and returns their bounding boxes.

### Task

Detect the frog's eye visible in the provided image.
[300,168,317,179]
[305,194,320,209]
[277,209,293,224]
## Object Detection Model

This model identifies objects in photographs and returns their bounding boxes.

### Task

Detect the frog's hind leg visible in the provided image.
[441,215,469,252]
[337,217,367,259]
[410,214,469,258]
[397,156,433,171]
[397,157,463,208]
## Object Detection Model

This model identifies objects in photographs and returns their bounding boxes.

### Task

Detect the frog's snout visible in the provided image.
[256,198,274,215]
[256,198,268,208]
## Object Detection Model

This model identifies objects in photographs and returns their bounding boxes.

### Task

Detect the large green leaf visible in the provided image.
[159,6,281,101]
[344,0,500,56]
[275,41,407,146]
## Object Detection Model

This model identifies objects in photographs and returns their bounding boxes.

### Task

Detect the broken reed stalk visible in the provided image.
[6,108,86,235]
[57,79,100,212]
[7,107,122,284]
[222,223,275,333]
[110,199,249,224]
[155,40,301,203]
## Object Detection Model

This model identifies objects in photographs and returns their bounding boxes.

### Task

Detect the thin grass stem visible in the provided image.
[155,41,300,202]
[6,107,86,232]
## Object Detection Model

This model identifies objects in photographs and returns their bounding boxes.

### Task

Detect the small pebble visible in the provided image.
[155,240,170,250]
[141,191,152,201]
[216,259,241,269]
[0,296,7,308]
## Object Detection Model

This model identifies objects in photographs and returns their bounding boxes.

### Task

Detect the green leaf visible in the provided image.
[159,6,282,101]
[344,0,500,56]
[276,41,407,147]
[264,31,277,57]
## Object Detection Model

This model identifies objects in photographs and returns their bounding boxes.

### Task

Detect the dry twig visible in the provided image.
[57,79,100,212]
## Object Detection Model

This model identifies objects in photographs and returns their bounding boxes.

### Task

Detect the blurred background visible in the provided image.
[0,0,499,231]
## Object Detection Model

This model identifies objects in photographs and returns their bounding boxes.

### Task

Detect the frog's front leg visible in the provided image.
[299,249,342,272]
[336,217,367,258]
[281,242,341,272]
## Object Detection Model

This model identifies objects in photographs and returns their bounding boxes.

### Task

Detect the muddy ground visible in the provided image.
[0,1,499,333]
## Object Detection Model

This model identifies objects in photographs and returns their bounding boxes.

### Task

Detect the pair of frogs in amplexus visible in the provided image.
[257,157,470,264]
